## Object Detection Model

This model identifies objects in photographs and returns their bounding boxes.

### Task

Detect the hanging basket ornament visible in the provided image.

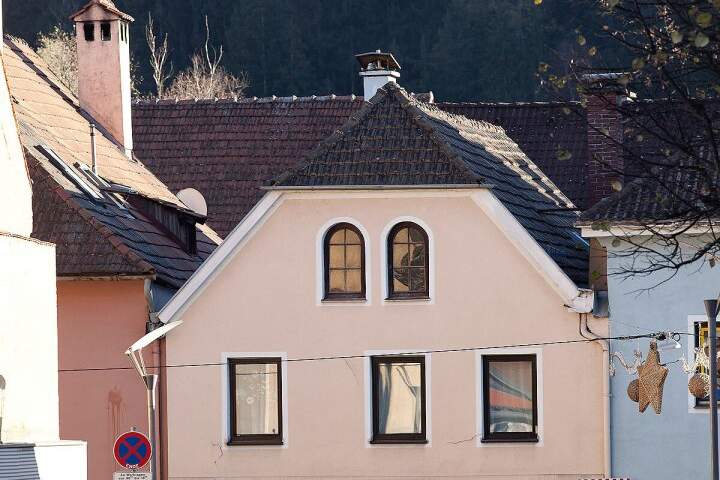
[689,372,710,399]
[636,340,669,414]
[627,379,640,402]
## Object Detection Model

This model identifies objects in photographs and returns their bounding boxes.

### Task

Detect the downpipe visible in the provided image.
[579,313,611,478]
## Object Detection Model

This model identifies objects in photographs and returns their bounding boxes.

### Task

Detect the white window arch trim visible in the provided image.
[380,216,436,304]
[316,217,372,306]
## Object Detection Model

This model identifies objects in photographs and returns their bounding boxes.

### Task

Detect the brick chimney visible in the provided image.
[70,0,134,157]
[355,51,401,100]
[581,73,628,207]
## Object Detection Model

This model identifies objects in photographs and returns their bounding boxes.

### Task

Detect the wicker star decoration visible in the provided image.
[636,341,669,414]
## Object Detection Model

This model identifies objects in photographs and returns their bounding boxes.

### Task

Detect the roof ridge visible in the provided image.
[437,100,582,108]
[133,94,362,106]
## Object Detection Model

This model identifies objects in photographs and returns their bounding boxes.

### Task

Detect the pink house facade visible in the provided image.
[159,81,607,478]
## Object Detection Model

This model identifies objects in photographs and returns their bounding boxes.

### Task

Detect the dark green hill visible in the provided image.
[4,0,610,101]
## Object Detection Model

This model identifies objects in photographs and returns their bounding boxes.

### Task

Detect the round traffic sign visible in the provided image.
[113,431,152,469]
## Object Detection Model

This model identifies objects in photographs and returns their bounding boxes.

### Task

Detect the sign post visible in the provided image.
[125,321,183,480]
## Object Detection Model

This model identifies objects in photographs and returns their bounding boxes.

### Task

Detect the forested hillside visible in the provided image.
[4,0,612,101]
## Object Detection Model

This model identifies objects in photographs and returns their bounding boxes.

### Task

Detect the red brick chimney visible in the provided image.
[582,73,628,207]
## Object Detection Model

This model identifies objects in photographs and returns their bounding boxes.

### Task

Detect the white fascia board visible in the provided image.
[158,191,284,323]
[471,190,587,310]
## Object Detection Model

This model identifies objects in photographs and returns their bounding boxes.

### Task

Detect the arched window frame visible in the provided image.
[323,222,367,301]
[386,222,430,300]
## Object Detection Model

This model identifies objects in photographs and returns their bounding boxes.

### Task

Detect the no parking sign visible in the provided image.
[113,431,152,470]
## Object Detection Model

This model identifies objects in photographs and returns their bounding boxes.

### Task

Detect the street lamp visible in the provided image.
[125,321,183,480]
[705,299,719,480]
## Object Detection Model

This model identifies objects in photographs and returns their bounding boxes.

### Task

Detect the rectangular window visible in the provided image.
[694,322,720,407]
[371,355,426,444]
[83,23,95,41]
[101,22,111,41]
[482,355,538,443]
[228,358,283,445]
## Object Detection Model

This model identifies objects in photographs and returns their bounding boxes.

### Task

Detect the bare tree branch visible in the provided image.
[145,13,172,99]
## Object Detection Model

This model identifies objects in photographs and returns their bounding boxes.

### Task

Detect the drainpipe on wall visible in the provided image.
[143,279,163,480]
[579,313,611,478]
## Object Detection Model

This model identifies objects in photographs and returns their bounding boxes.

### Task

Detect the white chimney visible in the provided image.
[355,50,401,100]
[70,0,134,157]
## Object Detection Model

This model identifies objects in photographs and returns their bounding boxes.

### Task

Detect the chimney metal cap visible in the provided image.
[355,51,401,72]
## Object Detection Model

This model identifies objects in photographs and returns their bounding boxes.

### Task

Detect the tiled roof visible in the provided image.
[132,95,364,236]
[4,36,220,287]
[578,100,720,227]
[437,101,589,210]
[132,96,588,237]
[272,83,588,286]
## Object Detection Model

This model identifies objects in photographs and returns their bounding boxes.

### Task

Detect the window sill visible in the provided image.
[321,297,367,304]
[370,438,428,445]
[227,438,284,446]
[384,296,431,302]
[481,436,539,444]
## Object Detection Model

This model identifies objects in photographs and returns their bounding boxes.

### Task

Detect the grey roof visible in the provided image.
[272,83,588,286]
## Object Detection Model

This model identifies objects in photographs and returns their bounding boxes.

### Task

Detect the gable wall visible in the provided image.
[165,192,605,478]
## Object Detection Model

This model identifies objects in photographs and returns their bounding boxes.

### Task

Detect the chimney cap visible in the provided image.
[70,0,134,22]
[355,51,401,72]
[579,70,629,95]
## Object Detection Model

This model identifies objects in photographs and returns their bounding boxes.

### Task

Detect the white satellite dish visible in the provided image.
[177,188,208,216]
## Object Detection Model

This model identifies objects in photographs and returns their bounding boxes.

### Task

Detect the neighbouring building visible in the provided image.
[3,1,220,479]
[578,96,720,478]
[0,0,86,475]
[156,69,608,479]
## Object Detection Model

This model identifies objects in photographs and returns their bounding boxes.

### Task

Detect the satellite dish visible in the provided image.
[177,188,208,216]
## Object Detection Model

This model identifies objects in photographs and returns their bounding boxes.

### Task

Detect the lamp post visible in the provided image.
[125,321,183,480]
[705,299,719,480]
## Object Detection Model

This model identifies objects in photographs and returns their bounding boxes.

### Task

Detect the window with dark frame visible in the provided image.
[694,322,720,407]
[324,223,365,300]
[228,357,283,445]
[371,355,427,444]
[100,22,111,41]
[482,355,538,443]
[387,222,429,299]
[83,23,95,41]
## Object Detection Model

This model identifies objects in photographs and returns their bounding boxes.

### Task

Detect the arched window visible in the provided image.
[387,222,429,299]
[324,223,365,300]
